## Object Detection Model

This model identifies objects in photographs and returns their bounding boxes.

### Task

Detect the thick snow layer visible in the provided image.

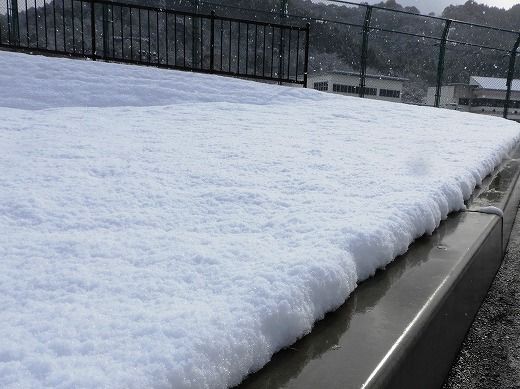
[1,51,519,389]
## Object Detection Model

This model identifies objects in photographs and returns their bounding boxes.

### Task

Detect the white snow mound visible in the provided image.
[1,51,519,389]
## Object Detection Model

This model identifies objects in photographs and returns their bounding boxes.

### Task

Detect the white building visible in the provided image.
[425,76,520,120]
[307,71,407,103]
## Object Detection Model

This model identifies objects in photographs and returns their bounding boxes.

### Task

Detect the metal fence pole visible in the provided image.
[303,22,310,88]
[192,0,200,68]
[359,5,372,98]
[90,0,96,59]
[8,0,20,45]
[434,19,451,108]
[504,34,520,119]
[102,3,109,59]
[278,0,288,85]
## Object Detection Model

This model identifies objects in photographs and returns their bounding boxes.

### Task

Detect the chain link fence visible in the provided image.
[194,0,520,121]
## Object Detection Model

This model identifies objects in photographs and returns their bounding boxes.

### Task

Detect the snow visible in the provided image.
[1,51,519,389]
[475,206,505,217]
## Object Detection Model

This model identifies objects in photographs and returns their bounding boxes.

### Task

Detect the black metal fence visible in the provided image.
[0,0,310,85]
[192,0,520,121]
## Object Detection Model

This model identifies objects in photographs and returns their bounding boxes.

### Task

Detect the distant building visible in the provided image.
[425,76,520,120]
[307,71,408,102]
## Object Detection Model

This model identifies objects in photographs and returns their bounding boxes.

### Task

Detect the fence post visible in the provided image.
[192,0,200,68]
[303,22,310,88]
[102,3,109,59]
[504,34,520,119]
[359,5,372,98]
[7,0,20,45]
[278,0,288,85]
[90,0,96,59]
[210,11,215,72]
[434,19,451,108]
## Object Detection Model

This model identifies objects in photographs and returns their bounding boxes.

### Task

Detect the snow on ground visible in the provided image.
[1,51,519,389]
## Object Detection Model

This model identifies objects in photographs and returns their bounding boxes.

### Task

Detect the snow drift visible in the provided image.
[1,51,519,388]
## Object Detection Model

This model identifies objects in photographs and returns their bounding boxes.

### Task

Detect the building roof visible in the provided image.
[311,70,409,82]
[470,76,520,92]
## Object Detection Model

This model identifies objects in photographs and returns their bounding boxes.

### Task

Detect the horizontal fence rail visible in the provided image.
[0,0,310,85]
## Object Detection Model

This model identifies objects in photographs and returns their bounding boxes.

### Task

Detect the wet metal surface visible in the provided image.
[239,213,500,389]
[238,146,520,389]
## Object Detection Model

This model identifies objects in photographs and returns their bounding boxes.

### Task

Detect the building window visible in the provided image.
[332,84,377,96]
[364,87,377,96]
[471,98,505,107]
[458,98,469,105]
[379,89,401,98]
[314,81,329,91]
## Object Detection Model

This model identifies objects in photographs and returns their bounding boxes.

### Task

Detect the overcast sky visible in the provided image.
[345,0,519,14]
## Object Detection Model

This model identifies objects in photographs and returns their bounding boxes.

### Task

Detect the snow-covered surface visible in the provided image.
[1,51,519,389]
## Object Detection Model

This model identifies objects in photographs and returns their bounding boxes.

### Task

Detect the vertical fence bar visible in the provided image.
[147,9,150,62]
[90,0,95,58]
[111,5,115,58]
[303,23,309,88]
[435,19,451,108]
[80,0,84,53]
[237,21,240,73]
[156,10,159,64]
[44,0,47,47]
[199,15,202,68]
[182,14,185,67]
[278,26,282,82]
[287,28,291,80]
[270,25,274,78]
[138,9,141,61]
[296,29,300,81]
[219,19,223,71]
[52,0,56,49]
[61,0,65,50]
[359,5,372,98]
[120,6,123,58]
[245,23,249,74]
[262,24,266,77]
[174,13,177,65]
[7,0,12,44]
[210,10,215,71]
[228,20,231,72]
[254,23,257,76]
[279,0,287,83]
[504,34,520,119]
[165,12,169,65]
[102,3,109,58]
[71,0,75,52]
[34,0,38,47]
[129,7,133,59]
[24,0,29,45]
[191,0,199,68]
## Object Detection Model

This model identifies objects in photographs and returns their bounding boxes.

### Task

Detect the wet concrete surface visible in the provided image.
[443,207,520,389]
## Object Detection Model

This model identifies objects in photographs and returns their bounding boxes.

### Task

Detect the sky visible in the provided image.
[346,0,519,14]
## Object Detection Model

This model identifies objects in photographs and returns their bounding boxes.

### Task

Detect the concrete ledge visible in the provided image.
[238,146,520,389]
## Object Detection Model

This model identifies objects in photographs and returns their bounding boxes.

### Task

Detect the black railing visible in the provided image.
[0,0,310,85]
